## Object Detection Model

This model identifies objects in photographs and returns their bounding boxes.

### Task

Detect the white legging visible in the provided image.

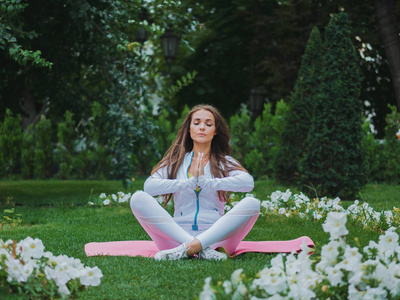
[130,191,260,255]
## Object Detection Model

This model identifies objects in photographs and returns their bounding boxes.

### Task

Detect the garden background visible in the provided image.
[1,0,400,299]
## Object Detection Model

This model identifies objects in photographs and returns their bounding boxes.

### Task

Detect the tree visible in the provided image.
[374,0,400,109]
[299,13,366,199]
[275,27,323,184]
[168,0,399,138]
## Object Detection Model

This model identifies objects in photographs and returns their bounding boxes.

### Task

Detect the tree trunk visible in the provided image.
[375,0,400,109]
[20,88,49,130]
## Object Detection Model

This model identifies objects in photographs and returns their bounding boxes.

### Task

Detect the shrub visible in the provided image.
[244,101,289,178]
[299,13,366,199]
[56,110,76,179]
[34,115,53,179]
[229,106,252,163]
[0,109,23,177]
[275,27,323,184]
[21,124,35,179]
[381,105,400,183]
[72,102,113,179]
[362,117,384,182]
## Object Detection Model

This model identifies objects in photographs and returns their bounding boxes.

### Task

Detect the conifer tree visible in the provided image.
[299,13,365,199]
[275,27,323,184]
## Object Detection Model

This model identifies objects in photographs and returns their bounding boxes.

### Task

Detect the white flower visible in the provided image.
[17,236,45,259]
[103,199,111,205]
[0,239,13,249]
[363,286,387,300]
[88,201,95,206]
[6,258,25,282]
[58,284,70,296]
[112,194,117,201]
[363,240,379,258]
[322,212,348,240]
[256,270,287,295]
[222,280,232,294]
[287,282,316,300]
[231,268,243,288]
[53,262,72,286]
[232,283,247,300]
[281,189,292,202]
[325,265,345,286]
[378,230,398,253]
[199,277,216,300]
[385,261,400,295]
[316,240,343,271]
[99,193,107,199]
[348,284,365,300]
[80,266,103,286]
[20,260,36,282]
[270,254,285,270]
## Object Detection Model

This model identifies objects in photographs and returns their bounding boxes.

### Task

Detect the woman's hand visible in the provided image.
[195,152,204,178]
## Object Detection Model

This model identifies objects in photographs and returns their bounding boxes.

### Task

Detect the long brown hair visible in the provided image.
[152,104,247,206]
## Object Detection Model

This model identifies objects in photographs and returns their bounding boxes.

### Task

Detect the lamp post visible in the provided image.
[160,29,180,73]
[248,87,265,116]
[134,8,151,44]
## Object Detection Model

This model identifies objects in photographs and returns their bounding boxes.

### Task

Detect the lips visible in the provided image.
[197,133,206,136]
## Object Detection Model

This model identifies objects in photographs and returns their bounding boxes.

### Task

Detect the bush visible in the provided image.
[34,115,53,179]
[362,117,384,182]
[243,101,289,178]
[381,105,400,183]
[229,106,252,163]
[299,13,366,199]
[275,27,323,184]
[56,110,76,179]
[71,103,113,180]
[0,109,23,177]
[21,124,35,179]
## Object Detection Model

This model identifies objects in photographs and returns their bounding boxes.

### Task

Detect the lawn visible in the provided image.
[0,179,395,299]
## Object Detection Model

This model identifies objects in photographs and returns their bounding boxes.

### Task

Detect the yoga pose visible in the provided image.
[130,104,260,260]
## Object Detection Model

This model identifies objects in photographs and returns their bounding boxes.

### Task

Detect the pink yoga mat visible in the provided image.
[85,236,314,258]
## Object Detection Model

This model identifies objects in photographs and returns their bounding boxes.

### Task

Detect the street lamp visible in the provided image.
[248,87,265,114]
[135,8,151,44]
[160,29,180,73]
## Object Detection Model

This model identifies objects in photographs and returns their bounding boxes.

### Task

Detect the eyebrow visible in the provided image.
[193,118,214,122]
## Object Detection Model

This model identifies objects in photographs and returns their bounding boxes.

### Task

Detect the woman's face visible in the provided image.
[190,109,216,146]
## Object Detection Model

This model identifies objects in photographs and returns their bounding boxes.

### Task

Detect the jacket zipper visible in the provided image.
[192,188,201,230]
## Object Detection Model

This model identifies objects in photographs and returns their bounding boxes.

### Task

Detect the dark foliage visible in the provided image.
[275,27,323,184]
[299,13,366,199]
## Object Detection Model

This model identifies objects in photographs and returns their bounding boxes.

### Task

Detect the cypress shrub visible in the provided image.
[0,109,23,177]
[56,110,76,179]
[299,13,366,199]
[21,124,35,179]
[275,27,323,184]
[34,115,53,179]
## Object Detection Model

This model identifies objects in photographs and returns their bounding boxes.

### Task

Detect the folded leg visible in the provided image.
[195,197,260,255]
[130,191,194,250]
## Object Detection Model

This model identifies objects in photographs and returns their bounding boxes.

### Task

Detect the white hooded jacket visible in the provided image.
[144,151,254,231]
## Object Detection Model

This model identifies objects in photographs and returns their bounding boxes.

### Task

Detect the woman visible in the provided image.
[130,104,260,260]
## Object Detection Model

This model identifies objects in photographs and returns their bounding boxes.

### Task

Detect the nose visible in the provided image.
[199,123,205,130]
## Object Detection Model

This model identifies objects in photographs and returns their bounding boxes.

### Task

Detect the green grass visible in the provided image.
[0,180,397,299]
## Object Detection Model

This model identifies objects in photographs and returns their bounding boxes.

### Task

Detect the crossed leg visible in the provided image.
[130,191,260,256]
